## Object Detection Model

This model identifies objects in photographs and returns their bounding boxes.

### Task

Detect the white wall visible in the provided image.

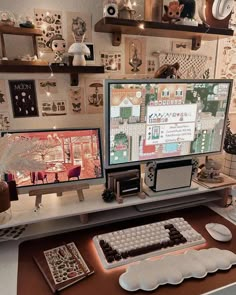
[0,0,218,134]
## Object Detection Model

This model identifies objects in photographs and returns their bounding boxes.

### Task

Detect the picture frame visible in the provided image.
[85,43,95,63]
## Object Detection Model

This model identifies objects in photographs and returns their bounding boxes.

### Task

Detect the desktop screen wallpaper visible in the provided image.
[5,129,103,188]
[108,82,230,165]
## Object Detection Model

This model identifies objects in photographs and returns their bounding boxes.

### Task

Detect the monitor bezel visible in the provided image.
[105,78,233,168]
[1,127,104,194]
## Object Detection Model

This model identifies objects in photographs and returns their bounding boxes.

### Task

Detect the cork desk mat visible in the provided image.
[18,206,236,295]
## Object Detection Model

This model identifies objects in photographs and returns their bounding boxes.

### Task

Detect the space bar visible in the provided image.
[129,240,185,257]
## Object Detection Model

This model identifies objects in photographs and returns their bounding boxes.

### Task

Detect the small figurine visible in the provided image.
[46,34,66,65]
[154,62,180,78]
[0,10,15,26]
[162,1,184,24]
[198,159,224,183]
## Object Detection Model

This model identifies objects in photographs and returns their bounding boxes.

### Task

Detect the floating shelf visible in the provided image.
[0,61,105,85]
[95,17,234,49]
[0,25,42,36]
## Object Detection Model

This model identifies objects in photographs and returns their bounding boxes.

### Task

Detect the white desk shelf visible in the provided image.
[0,182,229,241]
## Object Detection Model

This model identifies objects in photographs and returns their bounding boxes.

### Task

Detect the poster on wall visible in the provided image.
[216,36,236,113]
[34,9,63,53]
[85,79,103,114]
[9,80,39,118]
[125,37,146,75]
[69,87,85,115]
[66,11,92,46]
[0,80,8,110]
[41,100,67,116]
[0,112,10,131]
[38,79,58,95]
[100,51,122,72]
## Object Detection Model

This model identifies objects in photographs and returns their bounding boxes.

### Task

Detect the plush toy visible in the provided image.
[154,62,180,79]
[162,1,184,23]
[178,0,196,19]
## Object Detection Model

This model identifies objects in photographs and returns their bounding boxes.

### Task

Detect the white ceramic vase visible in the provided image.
[72,54,86,66]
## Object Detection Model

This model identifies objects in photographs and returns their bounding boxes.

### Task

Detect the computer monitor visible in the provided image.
[1,128,103,194]
[105,79,233,168]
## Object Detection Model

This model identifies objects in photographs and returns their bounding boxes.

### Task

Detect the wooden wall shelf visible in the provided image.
[95,17,234,49]
[0,61,105,86]
[0,26,42,36]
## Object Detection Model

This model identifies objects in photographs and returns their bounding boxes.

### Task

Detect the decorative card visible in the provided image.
[0,112,10,131]
[85,79,103,114]
[0,80,8,110]
[66,11,92,46]
[8,80,39,118]
[146,59,156,75]
[125,37,146,75]
[34,9,63,53]
[38,79,58,95]
[100,51,122,72]
[69,87,85,115]
[41,100,66,116]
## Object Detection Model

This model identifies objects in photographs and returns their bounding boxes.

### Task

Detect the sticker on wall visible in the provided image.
[146,59,156,74]
[69,87,85,115]
[0,80,8,110]
[85,79,103,114]
[172,40,191,53]
[38,79,58,95]
[0,112,10,131]
[125,37,146,75]
[34,9,63,53]
[41,100,67,116]
[8,80,39,118]
[66,11,92,46]
[100,51,121,72]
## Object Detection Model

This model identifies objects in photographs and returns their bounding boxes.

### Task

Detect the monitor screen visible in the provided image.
[105,79,233,168]
[1,128,103,193]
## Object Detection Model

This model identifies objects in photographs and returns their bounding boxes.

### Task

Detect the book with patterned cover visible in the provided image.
[33,242,94,293]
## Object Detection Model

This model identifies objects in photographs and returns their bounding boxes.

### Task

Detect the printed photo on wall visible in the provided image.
[38,79,58,95]
[172,40,191,53]
[0,80,8,110]
[9,80,39,118]
[216,36,236,113]
[0,112,10,131]
[34,9,63,53]
[85,43,95,63]
[146,59,156,74]
[125,37,146,75]
[100,51,121,72]
[69,87,85,115]
[85,79,103,114]
[41,100,67,116]
[66,11,92,46]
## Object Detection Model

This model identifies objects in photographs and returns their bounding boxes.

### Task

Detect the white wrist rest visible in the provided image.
[119,248,236,292]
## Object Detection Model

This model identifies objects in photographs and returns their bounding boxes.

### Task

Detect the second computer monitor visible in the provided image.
[105,79,233,168]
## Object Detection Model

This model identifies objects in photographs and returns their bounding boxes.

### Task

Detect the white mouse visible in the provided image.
[205,223,232,242]
[212,0,234,20]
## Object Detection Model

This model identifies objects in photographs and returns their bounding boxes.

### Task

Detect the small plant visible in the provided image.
[224,119,236,155]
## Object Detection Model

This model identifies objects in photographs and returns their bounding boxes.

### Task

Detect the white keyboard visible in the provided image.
[93,217,206,269]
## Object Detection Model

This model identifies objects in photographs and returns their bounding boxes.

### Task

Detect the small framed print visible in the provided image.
[85,43,95,63]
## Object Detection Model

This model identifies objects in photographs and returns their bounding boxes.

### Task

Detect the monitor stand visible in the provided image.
[227,208,236,221]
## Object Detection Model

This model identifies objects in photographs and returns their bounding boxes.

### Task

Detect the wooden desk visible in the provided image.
[17,206,236,295]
